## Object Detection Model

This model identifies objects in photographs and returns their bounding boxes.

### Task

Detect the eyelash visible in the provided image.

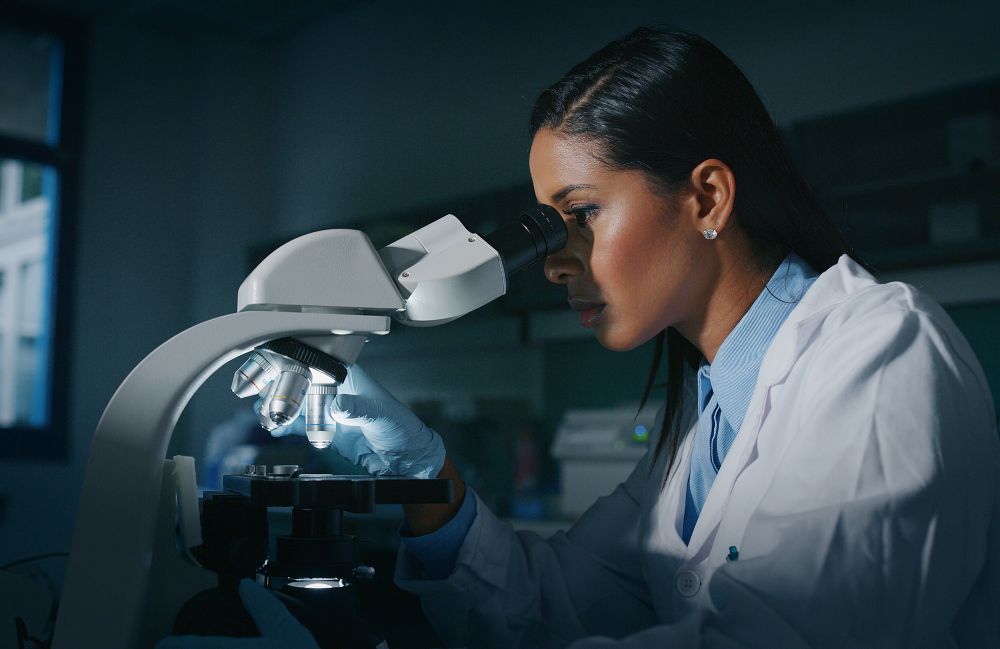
[563,205,599,229]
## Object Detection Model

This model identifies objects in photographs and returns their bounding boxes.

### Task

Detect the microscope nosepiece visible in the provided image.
[268,363,311,425]
[231,352,278,398]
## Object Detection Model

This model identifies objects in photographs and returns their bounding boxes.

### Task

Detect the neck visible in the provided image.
[678,247,777,364]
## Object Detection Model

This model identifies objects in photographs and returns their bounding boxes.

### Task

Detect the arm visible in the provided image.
[404,454,467,535]
[396,440,660,648]
[322,363,658,645]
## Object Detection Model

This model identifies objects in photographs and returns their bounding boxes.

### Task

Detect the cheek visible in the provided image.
[593,225,682,347]
[594,219,675,301]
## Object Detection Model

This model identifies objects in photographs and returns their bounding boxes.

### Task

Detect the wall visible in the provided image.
[267,0,1000,234]
[1,0,998,569]
[263,0,1000,450]
[0,22,273,564]
[174,36,275,461]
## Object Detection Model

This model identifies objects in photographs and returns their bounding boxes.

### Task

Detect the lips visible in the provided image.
[568,297,607,328]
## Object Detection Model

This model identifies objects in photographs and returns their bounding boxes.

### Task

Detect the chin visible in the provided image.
[596,321,662,352]
[595,328,643,352]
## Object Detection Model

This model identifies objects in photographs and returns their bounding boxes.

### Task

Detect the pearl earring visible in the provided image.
[703,228,718,240]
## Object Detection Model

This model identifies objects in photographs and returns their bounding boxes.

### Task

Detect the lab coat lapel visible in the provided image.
[682,255,874,557]
[653,423,697,552]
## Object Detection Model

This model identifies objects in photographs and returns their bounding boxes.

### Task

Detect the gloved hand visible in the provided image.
[328,364,446,479]
[155,580,319,649]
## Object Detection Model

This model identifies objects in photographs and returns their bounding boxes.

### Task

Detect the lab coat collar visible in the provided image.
[757,255,877,387]
[680,254,877,554]
[708,254,818,434]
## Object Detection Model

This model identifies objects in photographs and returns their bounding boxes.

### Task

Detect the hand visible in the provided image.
[156,580,319,649]
[329,364,446,479]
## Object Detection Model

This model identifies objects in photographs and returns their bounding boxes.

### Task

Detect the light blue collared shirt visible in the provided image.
[682,254,818,543]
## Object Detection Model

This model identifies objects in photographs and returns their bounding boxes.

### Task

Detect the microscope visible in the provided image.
[51,206,566,648]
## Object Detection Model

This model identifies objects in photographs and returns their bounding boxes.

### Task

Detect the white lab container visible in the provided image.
[550,406,655,517]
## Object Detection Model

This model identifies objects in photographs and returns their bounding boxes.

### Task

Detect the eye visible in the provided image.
[563,204,599,229]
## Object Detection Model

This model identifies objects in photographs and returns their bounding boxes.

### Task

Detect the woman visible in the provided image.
[164,26,999,649]
[348,27,999,648]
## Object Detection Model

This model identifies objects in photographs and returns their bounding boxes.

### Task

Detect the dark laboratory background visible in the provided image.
[0,0,998,647]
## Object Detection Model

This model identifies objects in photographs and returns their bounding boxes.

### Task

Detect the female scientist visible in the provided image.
[165,26,1000,649]
[331,27,1000,648]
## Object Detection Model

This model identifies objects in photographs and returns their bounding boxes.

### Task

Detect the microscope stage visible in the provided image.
[221,473,454,512]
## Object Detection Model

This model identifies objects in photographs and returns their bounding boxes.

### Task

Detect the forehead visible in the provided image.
[529,129,608,199]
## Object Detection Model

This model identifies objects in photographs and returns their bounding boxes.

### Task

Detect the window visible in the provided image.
[0,8,83,459]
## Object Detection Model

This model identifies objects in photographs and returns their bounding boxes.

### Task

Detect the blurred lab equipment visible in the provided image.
[48,206,565,649]
[550,405,657,517]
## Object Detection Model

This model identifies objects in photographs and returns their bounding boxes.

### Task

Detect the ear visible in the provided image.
[687,159,735,236]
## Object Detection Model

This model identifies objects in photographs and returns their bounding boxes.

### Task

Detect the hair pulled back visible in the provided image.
[530,27,861,476]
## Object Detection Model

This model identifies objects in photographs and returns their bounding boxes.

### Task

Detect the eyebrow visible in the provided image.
[551,183,596,203]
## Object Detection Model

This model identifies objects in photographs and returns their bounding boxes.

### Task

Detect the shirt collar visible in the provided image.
[704,253,819,431]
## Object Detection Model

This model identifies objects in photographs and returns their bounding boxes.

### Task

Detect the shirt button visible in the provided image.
[675,569,701,597]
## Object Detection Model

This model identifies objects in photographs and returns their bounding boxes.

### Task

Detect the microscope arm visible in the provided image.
[54,310,391,649]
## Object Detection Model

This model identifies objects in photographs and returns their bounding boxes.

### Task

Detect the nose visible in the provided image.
[544,233,585,285]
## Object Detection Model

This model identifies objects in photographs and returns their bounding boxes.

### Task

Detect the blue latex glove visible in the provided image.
[329,364,446,479]
[155,580,319,649]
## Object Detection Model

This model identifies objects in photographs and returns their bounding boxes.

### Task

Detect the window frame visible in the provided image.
[0,5,85,460]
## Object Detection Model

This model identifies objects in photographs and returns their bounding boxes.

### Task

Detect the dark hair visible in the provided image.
[530,27,863,478]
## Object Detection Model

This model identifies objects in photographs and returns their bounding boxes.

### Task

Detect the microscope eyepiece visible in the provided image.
[483,204,567,279]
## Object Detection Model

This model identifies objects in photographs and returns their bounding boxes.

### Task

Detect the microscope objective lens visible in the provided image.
[268,365,311,425]
[231,352,278,398]
[305,385,338,450]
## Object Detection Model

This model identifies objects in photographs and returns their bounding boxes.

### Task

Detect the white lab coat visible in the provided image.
[395,255,1000,648]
